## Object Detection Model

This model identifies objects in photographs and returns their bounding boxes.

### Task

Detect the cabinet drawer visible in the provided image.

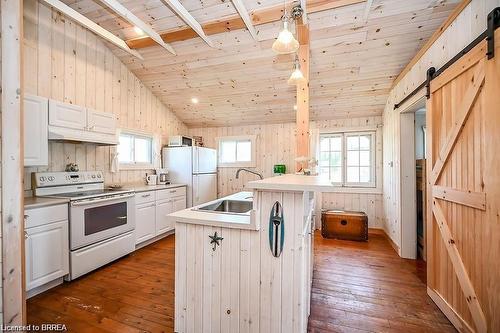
[135,191,156,205]
[157,186,186,201]
[25,204,68,229]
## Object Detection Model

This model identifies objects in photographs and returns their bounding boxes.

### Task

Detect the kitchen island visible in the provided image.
[168,174,324,333]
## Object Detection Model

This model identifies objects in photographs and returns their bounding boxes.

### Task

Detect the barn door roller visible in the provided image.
[487,7,500,59]
[394,7,500,108]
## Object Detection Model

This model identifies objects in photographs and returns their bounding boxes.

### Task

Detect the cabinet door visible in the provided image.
[87,109,116,134]
[172,196,187,212]
[48,99,87,130]
[156,199,174,235]
[25,221,69,291]
[135,202,156,244]
[24,94,48,166]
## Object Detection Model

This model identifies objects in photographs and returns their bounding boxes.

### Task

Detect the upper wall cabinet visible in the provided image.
[87,109,116,135]
[48,99,118,145]
[24,94,49,166]
[48,100,87,130]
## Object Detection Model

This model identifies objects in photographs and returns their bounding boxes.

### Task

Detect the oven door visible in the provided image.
[70,194,135,250]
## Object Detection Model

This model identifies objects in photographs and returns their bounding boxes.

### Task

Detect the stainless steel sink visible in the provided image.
[196,199,253,214]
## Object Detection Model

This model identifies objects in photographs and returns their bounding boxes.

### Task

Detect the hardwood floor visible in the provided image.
[308,232,456,333]
[27,232,455,332]
[27,238,176,333]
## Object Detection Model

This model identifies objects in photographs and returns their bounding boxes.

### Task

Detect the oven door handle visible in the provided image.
[71,193,135,206]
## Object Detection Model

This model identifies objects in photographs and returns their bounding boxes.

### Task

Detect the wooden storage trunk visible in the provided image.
[321,210,368,241]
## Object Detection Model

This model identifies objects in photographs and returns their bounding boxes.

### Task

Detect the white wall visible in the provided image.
[189,116,385,228]
[382,0,500,250]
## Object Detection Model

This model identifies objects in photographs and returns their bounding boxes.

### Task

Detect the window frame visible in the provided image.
[319,130,376,188]
[216,135,256,168]
[118,130,156,170]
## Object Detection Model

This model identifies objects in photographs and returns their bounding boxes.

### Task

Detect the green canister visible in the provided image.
[273,164,286,174]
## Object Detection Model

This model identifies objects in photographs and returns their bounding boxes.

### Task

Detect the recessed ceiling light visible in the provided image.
[191,97,199,104]
[133,26,144,35]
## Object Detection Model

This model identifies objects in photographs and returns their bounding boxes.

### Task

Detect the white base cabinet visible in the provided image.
[135,201,157,244]
[135,186,187,245]
[174,190,314,333]
[25,204,69,295]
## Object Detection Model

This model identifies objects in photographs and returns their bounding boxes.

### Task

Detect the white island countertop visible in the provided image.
[247,174,381,193]
[167,191,258,230]
[247,174,335,192]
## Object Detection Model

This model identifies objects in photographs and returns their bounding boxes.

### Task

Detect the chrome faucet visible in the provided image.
[235,168,263,180]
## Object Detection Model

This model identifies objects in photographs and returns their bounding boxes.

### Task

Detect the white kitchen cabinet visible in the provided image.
[156,199,174,235]
[87,109,117,134]
[48,99,117,145]
[135,186,187,245]
[25,203,69,296]
[25,221,69,291]
[173,196,187,212]
[49,99,87,130]
[135,202,157,244]
[24,94,48,166]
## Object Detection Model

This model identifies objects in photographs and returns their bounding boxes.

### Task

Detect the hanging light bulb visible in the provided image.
[272,1,299,54]
[288,57,306,85]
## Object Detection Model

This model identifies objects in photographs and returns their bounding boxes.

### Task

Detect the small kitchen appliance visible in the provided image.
[146,174,157,185]
[155,168,169,185]
[32,171,136,280]
[168,135,193,147]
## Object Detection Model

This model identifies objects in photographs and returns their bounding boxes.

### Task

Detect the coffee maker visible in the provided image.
[155,168,169,185]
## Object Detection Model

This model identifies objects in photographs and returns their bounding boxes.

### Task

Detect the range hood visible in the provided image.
[48,126,119,145]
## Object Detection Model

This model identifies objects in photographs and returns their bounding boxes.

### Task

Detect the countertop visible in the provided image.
[24,196,70,209]
[167,191,257,230]
[121,183,187,193]
[247,174,381,193]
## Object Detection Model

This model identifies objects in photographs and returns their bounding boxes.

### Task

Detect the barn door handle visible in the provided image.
[340,219,348,226]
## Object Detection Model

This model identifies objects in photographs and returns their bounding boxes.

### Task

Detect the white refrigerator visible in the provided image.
[162,146,217,207]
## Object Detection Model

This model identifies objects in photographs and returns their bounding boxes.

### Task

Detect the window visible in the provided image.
[119,132,153,167]
[217,135,256,167]
[319,131,375,187]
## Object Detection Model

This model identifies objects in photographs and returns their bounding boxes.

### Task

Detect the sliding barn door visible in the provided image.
[426,30,500,333]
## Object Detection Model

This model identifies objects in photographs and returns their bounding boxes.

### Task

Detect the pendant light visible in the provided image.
[288,56,306,85]
[272,0,299,54]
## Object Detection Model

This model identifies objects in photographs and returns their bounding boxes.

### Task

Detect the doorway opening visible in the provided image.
[399,95,426,260]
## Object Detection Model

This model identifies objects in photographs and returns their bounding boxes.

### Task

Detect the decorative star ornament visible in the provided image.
[209,231,224,251]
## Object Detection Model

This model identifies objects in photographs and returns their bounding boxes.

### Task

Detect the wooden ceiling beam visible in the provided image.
[231,0,258,40]
[97,0,176,55]
[159,0,215,48]
[127,0,365,49]
[41,0,144,59]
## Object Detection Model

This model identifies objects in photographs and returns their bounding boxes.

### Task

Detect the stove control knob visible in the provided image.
[92,174,96,179]
[39,176,45,182]
[48,176,55,181]
[97,174,102,178]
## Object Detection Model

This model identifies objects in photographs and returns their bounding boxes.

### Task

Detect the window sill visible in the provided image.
[119,163,155,171]
[218,163,256,168]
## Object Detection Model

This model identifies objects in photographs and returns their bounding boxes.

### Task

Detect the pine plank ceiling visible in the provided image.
[61,0,460,127]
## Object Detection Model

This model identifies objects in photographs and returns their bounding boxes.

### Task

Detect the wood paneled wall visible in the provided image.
[189,116,384,228]
[22,0,187,195]
[381,0,499,249]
